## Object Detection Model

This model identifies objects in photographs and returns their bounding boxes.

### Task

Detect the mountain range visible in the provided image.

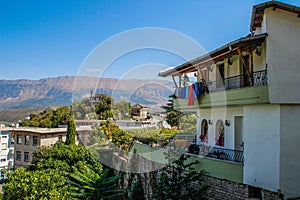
[0,76,174,111]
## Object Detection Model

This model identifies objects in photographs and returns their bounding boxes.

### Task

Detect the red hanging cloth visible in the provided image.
[188,84,194,106]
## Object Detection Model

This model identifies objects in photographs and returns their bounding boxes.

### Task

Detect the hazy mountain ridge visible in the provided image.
[0,76,173,110]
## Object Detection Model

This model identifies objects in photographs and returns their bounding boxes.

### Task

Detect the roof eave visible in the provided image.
[250,1,300,32]
[159,33,268,77]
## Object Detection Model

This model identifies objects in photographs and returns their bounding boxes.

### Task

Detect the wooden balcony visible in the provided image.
[173,70,269,110]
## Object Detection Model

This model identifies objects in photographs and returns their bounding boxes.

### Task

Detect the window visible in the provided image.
[0,158,6,162]
[216,63,225,88]
[58,135,62,141]
[24,152,29,162]
[1,143,7,150]
[200,68,208,82]
[25,135,30,145]
[2,136,7,139]
[16,151,21,161]
[200,119,208,143]
[215,120,224,147]
[33,136,38,146]
[17,135,22,144]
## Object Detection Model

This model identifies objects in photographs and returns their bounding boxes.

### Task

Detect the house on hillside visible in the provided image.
[131,104,150,121]
[7,127,91,169]
[159,1,300,199]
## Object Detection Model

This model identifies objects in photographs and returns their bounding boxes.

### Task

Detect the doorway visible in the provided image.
[241,55,250,87]
[234,116,244,151]
[216,63,225,88]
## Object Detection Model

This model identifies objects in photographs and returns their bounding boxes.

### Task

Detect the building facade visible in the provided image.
[131,104,150,121]
[6,127,91,169]
[159,1,300,199]
[0,128,14,178]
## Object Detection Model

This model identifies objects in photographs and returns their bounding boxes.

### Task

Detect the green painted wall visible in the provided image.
[132,143,243,183]
[187,155,243,183]
[174,85,269,111]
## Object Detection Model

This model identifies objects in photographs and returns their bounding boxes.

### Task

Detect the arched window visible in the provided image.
[215,120,224,147]
[200,119,208,143]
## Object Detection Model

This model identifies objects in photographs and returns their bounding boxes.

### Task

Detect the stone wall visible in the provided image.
[204,176,284,200]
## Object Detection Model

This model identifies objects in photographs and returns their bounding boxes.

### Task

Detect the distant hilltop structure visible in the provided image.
[131,104,150,121]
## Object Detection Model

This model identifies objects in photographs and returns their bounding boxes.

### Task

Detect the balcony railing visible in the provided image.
[253,70,268,86]
[187,144,244,164]
[176,70,268,98]
[206,146,244,164]
[210,70,268,92]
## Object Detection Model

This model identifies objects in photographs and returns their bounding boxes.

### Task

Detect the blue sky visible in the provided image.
[1,0,300,80]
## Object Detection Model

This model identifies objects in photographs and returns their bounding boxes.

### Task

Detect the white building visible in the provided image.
[159,1,300,199]
[0,128,14,178]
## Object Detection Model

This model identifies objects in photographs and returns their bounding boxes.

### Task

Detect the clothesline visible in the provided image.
[175,82,207,106]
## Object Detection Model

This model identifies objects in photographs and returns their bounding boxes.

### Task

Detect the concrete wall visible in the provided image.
[196,107,243,150]
[243,104,280,192]
[253,41,267,72]
[265,8,300,103]
[279,105,300,199]
[40,134,65,146]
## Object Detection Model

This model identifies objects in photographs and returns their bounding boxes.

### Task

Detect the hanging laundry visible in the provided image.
[199,82,205,94]
[194,82,199,98]
[185,86,189,99]
[188,84,194,106]
[181,87,186,99]
[175,87,180,98]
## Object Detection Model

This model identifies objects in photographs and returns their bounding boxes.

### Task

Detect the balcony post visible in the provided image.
[179,74,182,98]
[249,50,254,86]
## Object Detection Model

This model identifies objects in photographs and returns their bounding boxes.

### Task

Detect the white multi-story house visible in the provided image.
[0,128,14,178]
[159,1,300,199]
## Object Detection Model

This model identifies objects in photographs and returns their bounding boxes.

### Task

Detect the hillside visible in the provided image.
[0,76,173,111]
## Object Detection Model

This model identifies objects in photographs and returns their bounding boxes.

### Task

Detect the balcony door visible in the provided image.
[242,55,251,87]
[216,63,224,88]
[234,116,244,151]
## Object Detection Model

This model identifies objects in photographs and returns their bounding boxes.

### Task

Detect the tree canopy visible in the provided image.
[2,142,103,199]
[65,112,76,145]
[94,94,113,120]
[19,106,70,128]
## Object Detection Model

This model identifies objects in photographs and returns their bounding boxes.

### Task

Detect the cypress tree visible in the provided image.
[66,112,76,145]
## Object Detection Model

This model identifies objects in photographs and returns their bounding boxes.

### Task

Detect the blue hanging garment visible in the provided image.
[193,83,198,98]
[181,87,186,99]
[185,86,189,99]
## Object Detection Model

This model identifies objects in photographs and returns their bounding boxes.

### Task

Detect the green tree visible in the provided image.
[112,100,131,120]
[2,168,73,200]
[94,94,113,120]
[66,112,76,145]
[19,106,70,128]
[69,166,124,200]
[153,154,208,200]
[99,120,133,151]
[178,113,197,135]
[2,143,104,200]
[30,142,102,173]
[162,94,181,127]
[72,97,96,120]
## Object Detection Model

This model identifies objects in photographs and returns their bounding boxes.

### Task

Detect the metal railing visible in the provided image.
[216,70,268,91]
[253,70,268,86]
[206,146,244,164]
[176,70,268,97]
[187,144,244,164]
